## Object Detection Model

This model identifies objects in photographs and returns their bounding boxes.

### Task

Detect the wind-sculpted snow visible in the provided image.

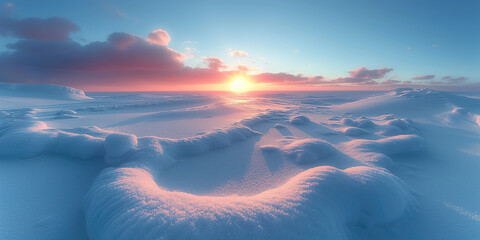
[340,118,376,129]
[105,133,138,165]
[0,108,103,159]
[335,115,418,137]
[237,110,289,127]
[75,97,212,112]
[1,92,438,239]
[103,117,264,167]
[0,82,90,100]
[290,115,311,125]
[54,109,78,119]
[349,135,424,156]
[345,134,424,168]
[84,166,412,240]
[82,110,424,239]
[0,120,104,159]
[343,127,369,136]
[391,88,441,98]
[282,139,337,164]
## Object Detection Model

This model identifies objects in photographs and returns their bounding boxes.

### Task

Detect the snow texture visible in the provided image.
[2,86,478,240]
[84,166,412,240]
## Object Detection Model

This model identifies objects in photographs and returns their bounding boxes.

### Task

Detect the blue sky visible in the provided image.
[0,0,479,90]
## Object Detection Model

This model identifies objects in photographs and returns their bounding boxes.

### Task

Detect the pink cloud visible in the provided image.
[237,65,250,72]
[0,32,185,76]
[412,75,435,80]
[228,50,248,57]
[330,67,393,84]
[254,73,325,85]
[447,76,467,84]
[202,57,227,71]
[380,79,401,85]
[147,29,171,46]
[108,32,137,50]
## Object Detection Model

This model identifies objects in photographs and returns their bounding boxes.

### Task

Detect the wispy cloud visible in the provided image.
[228,49,248,57]
[330,67,393,85]
[412,75,435,80]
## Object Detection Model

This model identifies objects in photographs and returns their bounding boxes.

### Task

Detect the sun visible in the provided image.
[229,77,252,93]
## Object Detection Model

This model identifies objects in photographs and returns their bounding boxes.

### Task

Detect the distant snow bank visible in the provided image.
[0,82,90,100]
[390,88,441,98]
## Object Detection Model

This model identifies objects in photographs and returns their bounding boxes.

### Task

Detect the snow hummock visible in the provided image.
[344,127,369,136]
[290,115,311,125]
[105,133,138,165]
[0,82,91,100]
[0,109,103,159]
[282,138,337,164]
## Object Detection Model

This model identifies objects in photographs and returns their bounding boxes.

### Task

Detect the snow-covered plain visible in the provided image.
[1,83,479,239]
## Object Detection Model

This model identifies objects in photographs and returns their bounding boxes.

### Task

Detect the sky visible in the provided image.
[0,0,479,91]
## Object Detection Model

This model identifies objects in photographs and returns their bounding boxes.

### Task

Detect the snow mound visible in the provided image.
[273,123,286,129]
[344,127,369,136]
[105,133,138,166]
[357,119,376,128]
[0,108,104,159]
[290,115,311,125]
[340,118,376,128]
[0,120,104,159]
[62,126,114,138]
[238,110,288,127]
[260,145,281,152]
[385,119,410,130]
[0,82,90,100]
[54,110,78,119]
[84,166,412,240]
[157,126,261,162]
[348,135,424,158]
[345,136,418,169]
[282,139,337,164]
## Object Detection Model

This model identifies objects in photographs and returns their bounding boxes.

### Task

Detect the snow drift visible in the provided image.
[82,110,420,240]
[3,89,453,240]
[84,166,412,240]
[0,82,90,100]
[282,138,337,164]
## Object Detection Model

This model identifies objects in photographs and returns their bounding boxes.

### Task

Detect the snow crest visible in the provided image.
[84,166,412,240]
[0,82,90,100]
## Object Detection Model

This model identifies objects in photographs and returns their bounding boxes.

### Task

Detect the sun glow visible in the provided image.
[229,77,252,93]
